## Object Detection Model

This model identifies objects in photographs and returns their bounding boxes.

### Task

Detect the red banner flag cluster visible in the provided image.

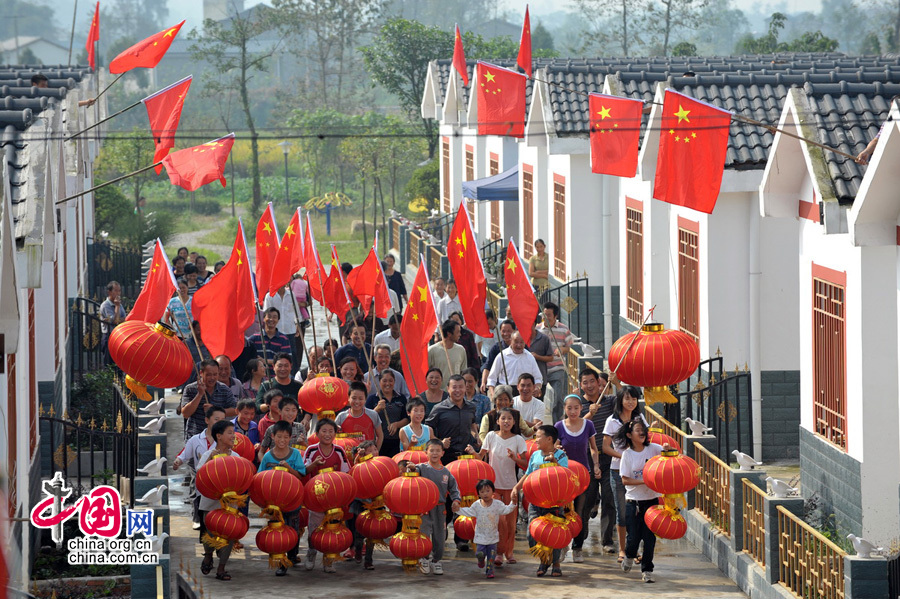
[86,2,99,70]
[269,208,305,296]
[476,62,526,137]
[504,240,539,345]
[653,89,732,214]
[162,133,235,191]
[255,203,280,303]
[399,258,439,395]
[348,241,392,319]
[109,20,185,74]
[142,75,192,174]
[452,25,469,87]
[446,203,491,336]
[125,239,176,324]
[589,93,643,178]
[192,222,256,360]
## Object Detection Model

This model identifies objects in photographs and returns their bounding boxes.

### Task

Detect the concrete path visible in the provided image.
[162,399,746,599]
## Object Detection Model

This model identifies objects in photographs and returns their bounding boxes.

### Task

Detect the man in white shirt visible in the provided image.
[373,314,402,353]
[263,286,304,375]
[486,331,543,395]
[513,373,544,429]
[437,280,463,324]
[427,320,468,389]
[363,344,410,398]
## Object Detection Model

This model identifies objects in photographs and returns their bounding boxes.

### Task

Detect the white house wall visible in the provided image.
[519,144,548,254]
[758,215,801,371]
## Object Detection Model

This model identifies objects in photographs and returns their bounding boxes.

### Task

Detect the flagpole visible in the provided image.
[94,72,125,102]
[64,100,142,141]
[254,307,275,379]
[67,0,79,65]
[312,263,339,375]
[285,284,310,374]
[366,301,378,378]
[302,274,320,363]
[56,162,162,205]
[178,297,207,362]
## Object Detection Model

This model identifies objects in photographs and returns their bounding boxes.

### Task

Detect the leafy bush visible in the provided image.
[94,185,177,248]
[404,159,439,212]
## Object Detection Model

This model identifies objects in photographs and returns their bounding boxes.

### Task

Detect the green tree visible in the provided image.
[19,47,40,65]
[671,41,697,56]
[286,108,361,197]
[0,0,58,42]
[188,9,281,214]
[571,0,647,56]
[96,128,154,208]
[735,12,839,54]
[404,159,440,212]
[645,0,709,55]
[532,22,555,52]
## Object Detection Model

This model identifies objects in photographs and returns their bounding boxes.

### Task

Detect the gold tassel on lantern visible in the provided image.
[400,514,422,534]
[661,493,687,514]
[125,375,151,402]
[268,553,292,569]
[259,505,285,523]
[643,386,678,405]
[323,507,344,524]
[219,491,248,509]
[200,533,229,550]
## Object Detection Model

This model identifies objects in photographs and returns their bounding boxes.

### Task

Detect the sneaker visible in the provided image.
[572,549,584,563]
[602,544,617,555]
[559,547,568,563]
[192,521,201,530]
[456,542,470,552]
[622,557,634,573]
[275,566,287,577]
[642,572,655,583]
[304,549,316,571]
[486,571,495,579]
[476,551,486,569]
[324,564,336,573]
[432,561,444,575]
[418,559,431,575]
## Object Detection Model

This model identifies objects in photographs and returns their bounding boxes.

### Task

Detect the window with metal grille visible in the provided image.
[678,219,699,341]
[522,165,534,257]
[626,199,643,324]
[812,265,847,450]
[490,155,500,240]
[553,175,566,279]
[442,137,450,213]
[465,146,475,223]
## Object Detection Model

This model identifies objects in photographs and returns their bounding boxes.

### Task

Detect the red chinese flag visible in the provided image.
[399,258,439,394]
[109,20,185,74]
[303,214,326,305]
[255,203,280,303]
[269,208,304,296]
[476,62,526,137]
[653,89,732,214]
[589,93,643,177]
[125,239,176,323]
[323,246,352,324]
[446,203,491,337]
[504,240,539,345]
[347,245,391,319]
[86,2,99,70]
[192,222,257,360]
[142,75,192,174]
[162,133,234,191]
[452,25,469,87]
[517,5,532,78]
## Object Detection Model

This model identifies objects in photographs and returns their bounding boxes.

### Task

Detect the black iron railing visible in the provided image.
[68,297,105,387]
[888,552,900,599]
[423,213,453,246]
[86,237,143,301]
[538,276,593,348]
[480,238,504,280]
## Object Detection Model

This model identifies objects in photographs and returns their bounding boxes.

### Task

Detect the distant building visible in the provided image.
[204,0,245,22]
[0,36,69,65]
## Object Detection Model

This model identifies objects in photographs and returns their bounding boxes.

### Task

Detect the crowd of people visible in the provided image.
[132,245,664,583]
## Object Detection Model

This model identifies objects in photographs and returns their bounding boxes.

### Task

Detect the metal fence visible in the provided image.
[422,213,453,245]
[480,238,504,280]
[888,552,900,598]
[86,237,143,301]
[777,505,845,599]
[694,441,731,536]
[537,276,594,348]
[68,297,105,387]
[742,479,767,567]
[39,382,139,507]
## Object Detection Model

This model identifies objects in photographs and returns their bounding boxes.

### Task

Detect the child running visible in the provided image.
[453,480,517,578]
[415,438,461,575]
[617,419,663,583]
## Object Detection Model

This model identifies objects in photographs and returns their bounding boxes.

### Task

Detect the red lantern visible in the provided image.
[391,450,427,465]
[108,321,193,390]
[351,454,399,499]
[232,433,256,463]
[528,515,572,564]
[202,507,249,549]
[297,376,349,420]
[355,509,398,541]
[607,323,700,404]
[644,505,687,539]
[567,461,590,498]
[648,428,682,452]
[453,515,476,541]
[256,521,299,568]
[447,455,495,503]
[304,468,357,514]
[196,454,254,502]
[334,432,363,453]
[523,463,577,508]
[383,472,440,517]
[250,468,304,517]
[389,531,433,572]
[525,439,539,459]
[643,449,700,495]
[310,522,353,565]
[564,510,582,538]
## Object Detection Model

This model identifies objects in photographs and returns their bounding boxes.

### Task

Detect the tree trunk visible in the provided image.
[622,0,629,56]
[379,175,388,255]
[423,117,438,159]
[361,177,367,248]
[240,44,262,213]
[663,0,672,55]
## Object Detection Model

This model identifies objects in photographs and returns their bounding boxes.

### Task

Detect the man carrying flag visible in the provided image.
[399,257,439,395]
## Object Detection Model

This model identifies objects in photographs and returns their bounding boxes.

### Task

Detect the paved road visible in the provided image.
[162,398,746,598]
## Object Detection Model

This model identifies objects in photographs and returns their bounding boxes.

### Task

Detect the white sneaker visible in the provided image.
[622,557,634,573]
[418,559,431,575]
[324,563,336,573]
[305,549,316,571]
[602,544,617,555]
[560,547,568,563]
[642,572,655,583]
[432,561,443,575]
[572,549,584,563]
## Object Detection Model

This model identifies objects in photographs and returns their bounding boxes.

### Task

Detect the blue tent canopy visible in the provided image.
[462,165,519,202]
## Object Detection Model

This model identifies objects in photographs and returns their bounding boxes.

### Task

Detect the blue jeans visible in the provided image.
[625,499,657,573]
[610,469,627,526]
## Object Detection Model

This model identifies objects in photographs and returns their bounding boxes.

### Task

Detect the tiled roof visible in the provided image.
[0,64,93,242]
[803,82,900,202]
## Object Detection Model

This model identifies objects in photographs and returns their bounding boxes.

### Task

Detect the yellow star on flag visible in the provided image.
[284,224,295,237]
[164,27,177,37]
[506,257,517,273]
[674,105,691,123]
[417,285,429,302]
[412,313,419,321]
[598,106,611,120]
[236,249,243,265]
[262,222,272,234]
[485,71,496,83]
